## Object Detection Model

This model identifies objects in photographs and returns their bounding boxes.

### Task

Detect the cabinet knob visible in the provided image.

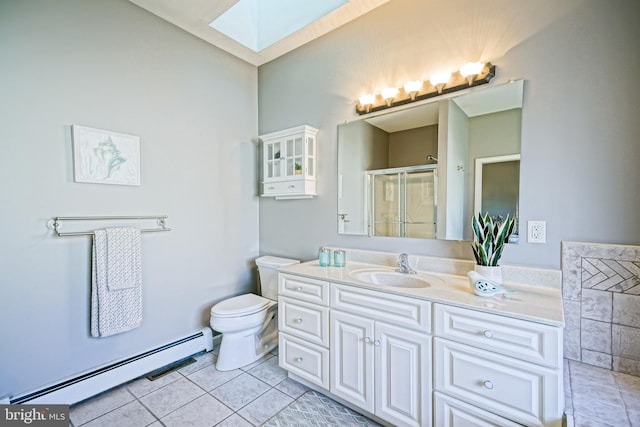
[483,380,494,390]
[374,339,381,347]
[364,337,371,344]
[294,318,303,324]
[296,286,303,291]
[295,357,303,363]
[288,185,295,188]
[483,329,494,338]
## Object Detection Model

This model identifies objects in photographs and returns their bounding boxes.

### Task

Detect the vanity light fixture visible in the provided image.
[380,87,399,106]
[429,71,451,94]
[460,61,485,85]
[403,80,423,100]
[355,62,496,115]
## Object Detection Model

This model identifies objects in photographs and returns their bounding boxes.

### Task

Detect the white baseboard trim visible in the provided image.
[10,327,214,405]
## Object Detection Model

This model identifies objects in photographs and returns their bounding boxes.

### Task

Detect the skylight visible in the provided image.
[209,0,348,52]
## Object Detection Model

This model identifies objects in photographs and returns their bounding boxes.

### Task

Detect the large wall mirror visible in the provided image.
[338,80,524,241]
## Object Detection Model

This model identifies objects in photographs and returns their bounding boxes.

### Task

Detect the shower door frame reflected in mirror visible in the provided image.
[368,165,437,238]
[337,80,524,241]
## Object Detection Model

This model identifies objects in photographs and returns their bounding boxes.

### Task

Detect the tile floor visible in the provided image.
[70,345,379,427]
[70,346,640,427]
[564,359,640,427]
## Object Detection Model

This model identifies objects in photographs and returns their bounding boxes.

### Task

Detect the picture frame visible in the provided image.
[72,125,140,186]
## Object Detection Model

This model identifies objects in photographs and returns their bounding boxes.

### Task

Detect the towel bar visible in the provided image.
[49,215,171,236]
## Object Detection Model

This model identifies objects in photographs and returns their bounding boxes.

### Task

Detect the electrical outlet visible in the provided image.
[527,220,546,243]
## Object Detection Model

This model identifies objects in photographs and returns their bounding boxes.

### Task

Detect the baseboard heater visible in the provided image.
[10,327,214,405]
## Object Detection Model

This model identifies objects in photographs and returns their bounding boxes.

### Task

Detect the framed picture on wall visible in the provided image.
[72,125,141,186]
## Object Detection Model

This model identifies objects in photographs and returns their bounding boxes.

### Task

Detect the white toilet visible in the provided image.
[210,255,299,371]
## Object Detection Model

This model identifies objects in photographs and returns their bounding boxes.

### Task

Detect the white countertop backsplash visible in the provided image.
[278,248,564,327]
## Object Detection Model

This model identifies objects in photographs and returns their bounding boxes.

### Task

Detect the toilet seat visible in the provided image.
[211,293,271,318]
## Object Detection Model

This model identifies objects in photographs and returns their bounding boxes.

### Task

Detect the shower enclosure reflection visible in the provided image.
[369,166,437,238]
[337,80,524,240]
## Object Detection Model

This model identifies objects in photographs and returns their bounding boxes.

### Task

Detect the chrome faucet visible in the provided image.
[395,253,416,274]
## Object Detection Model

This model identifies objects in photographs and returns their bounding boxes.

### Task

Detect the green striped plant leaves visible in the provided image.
[471,213,515,266]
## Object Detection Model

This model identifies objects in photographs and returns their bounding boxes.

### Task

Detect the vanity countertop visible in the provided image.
[278,260,564,327]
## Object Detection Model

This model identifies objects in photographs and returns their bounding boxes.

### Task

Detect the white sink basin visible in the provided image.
[350,268,432,288]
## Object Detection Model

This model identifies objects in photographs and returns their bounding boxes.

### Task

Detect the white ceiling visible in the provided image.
[128,0,392,66]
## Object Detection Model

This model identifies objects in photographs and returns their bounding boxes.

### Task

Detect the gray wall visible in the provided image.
[0,1,258,397]
[258,0,640,268]
[388,125,438,168]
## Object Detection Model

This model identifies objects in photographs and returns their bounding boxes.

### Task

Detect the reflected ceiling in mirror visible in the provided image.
[338,80,524,241]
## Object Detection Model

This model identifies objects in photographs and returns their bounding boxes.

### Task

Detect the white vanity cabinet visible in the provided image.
[276,267,564,427]
[330,284,431,427]
[260,125,318,199]
[433,304,564,427]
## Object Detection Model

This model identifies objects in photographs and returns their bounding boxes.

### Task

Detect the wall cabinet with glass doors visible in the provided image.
[260,125,318,199]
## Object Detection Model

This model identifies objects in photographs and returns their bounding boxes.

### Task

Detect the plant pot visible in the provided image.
[474,265,503,284]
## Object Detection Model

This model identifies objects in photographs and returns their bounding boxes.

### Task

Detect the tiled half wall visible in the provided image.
[562,241,640,375]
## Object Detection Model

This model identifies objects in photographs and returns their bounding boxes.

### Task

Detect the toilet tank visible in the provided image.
[255,256,300,300]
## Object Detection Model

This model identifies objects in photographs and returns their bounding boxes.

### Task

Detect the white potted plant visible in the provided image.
[471,212,515,283]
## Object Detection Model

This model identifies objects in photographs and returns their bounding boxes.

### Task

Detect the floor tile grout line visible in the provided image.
[567,358,638,426]
[72,384,140,426]
[260,389,311,426]
[133,386,169,427]
[209,373,274,411]
[140,359,289,425]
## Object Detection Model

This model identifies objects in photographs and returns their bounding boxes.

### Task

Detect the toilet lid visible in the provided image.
[211,294,271,317]
[255,256,299,269]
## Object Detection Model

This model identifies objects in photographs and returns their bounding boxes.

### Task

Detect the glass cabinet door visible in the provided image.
[284,137,304,177]
[264,141,282,180]
[306,135,315,178]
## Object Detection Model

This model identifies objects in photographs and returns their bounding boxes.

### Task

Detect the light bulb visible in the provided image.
[403,80,423,100]
[460,62,484,85]
[429,72,451,94]
[358,94,375,105]
[381,87,399,106]
[358,94,375,112]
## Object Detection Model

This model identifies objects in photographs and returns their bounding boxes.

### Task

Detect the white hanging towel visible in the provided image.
[91,227,142,337]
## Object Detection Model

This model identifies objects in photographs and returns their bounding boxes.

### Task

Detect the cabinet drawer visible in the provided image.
[434,392,522,427]
[279,333,329,389]
[331,283,431,331]
[279,274,329,306]
[263,180,303,195]
[279,297,329,347]
[434,338,562,427]
[263,180,315,196]
[434,304,562,368]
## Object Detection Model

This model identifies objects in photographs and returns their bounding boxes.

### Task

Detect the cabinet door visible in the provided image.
[330,310,374,413]
[264,140,283,181]
[283,135,304,178]
[375,322,431,427]
[305,133,315,179]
